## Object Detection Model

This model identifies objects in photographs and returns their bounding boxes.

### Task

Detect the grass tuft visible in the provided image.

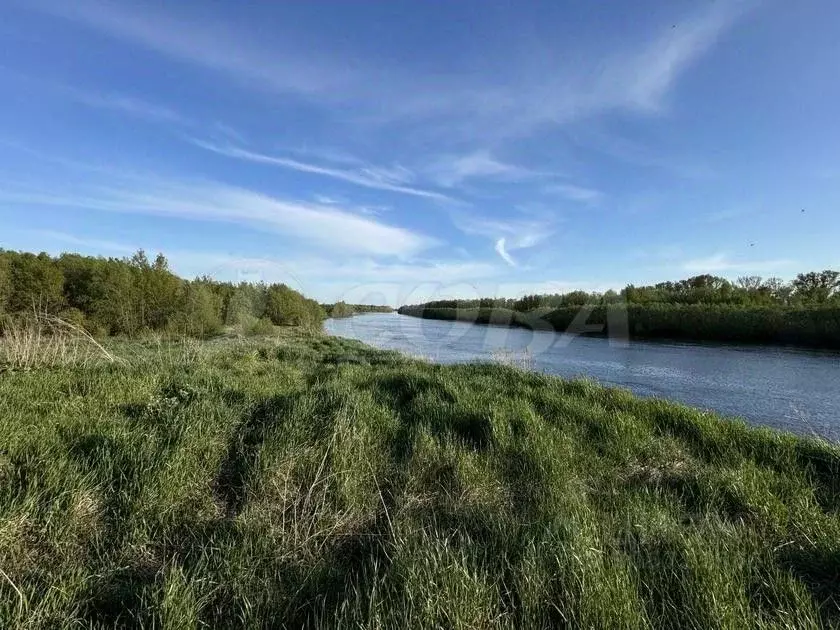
[0,312,117,370]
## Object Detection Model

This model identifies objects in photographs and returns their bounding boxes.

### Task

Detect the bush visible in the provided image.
[247,317,276,337]
[58,307,86,329]
[329,301,354,318]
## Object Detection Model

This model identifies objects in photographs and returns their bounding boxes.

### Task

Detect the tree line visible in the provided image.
[323,302,394,318]
[0,249,325,337]
[397,271,840,349]
[405,272,840,313]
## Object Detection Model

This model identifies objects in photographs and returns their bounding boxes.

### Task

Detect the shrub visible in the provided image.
[247,317,276,337]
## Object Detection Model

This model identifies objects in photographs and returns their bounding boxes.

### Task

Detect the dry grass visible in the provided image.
[0,312,117,370]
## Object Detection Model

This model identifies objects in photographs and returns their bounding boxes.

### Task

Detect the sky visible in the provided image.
[1,0,839,305]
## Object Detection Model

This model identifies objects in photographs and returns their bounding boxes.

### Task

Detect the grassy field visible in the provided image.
[1,330,839,628]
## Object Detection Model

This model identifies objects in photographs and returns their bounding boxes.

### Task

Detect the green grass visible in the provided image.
[1,330,839,628]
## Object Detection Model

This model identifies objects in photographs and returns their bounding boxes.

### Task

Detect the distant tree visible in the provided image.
[623,284,664,304]
[736,276,763,291]
[58,253,103,313]
[225,283,261,327]
[265,284,324,327]
[601,289,622,304]
[682,275,729,291]
[760,277,789,304]
[7,251,65,313]
[88,261,141,335]
[513,294,543,312]
[265,284,293,325]
[130,251,181,329]
[793,270,840,304]
[330,301,354,318]
[561,290,592,306]
[171,281,223,337]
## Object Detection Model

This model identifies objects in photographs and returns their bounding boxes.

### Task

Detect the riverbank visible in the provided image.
[326,313,840,438]
[1,330,839,626]
[398,304,840,350]
[323,302,394,318]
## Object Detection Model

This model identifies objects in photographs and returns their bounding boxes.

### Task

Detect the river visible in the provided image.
[325,313,840,440]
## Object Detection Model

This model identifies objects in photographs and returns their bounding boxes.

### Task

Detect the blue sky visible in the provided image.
[1,0,839,305]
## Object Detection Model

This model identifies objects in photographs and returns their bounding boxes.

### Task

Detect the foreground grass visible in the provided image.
[1,331,839,628]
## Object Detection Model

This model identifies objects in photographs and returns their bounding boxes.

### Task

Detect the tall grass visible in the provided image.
[0,331,838,627]
[0,312,117,370]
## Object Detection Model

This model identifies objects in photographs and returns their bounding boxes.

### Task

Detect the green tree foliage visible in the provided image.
[131,251,182,330]
[89,259,142,335]
[5,251,65,313]
[322,303,393,317]
[170,280,223,337]
[328,301,355,318]
[0,254,10,313]
[224,284,263,327]
[792,270,840,304]
[58,253,99,313]
[0,249,325,337]
[265,284,324,327]
[513,294,543,312]
[350,304,394,313]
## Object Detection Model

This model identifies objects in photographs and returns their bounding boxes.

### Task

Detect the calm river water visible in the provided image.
[325,313,840,440]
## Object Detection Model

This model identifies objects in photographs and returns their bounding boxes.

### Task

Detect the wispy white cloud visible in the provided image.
[0,65,187,125]
[213,122,246,142]
[0,139,141,178]
[543,183,604,203]
[453,212,554,267]
[382,2,752,138]
[453,213,553,250]
[0,180,438,258]
[297,258,501,284]
[312,194,389,217]
[142,251,503,301]
[680,253,794,274]
[567,126,717,179]
[313,194,341,205]
[289,146,366,167]
[190,140,452,202]
[494,238,516,267]
[72,91,187,124]
[30,0,351,98]
[13,229,138,255]
[428,151,550,187]
[612,2,750,113]
[28,0,752,140]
